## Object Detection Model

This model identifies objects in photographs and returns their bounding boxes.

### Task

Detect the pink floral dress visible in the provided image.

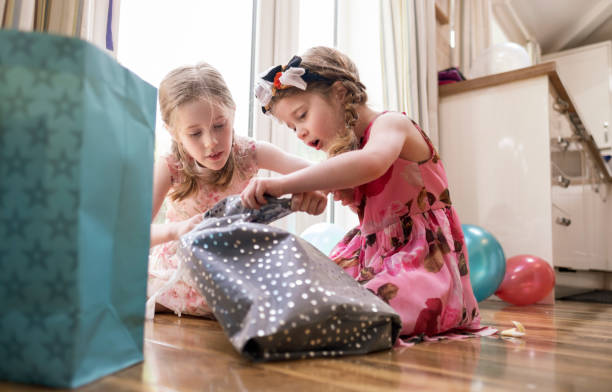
[330,114,493,341]
[147,136,258,317]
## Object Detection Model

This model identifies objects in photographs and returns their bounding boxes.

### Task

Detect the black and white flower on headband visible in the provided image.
[254,79,274,108]
[277,66,307,90]
[255,56,332,113]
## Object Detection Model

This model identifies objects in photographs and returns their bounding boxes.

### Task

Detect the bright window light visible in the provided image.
[117,0,254,158]
[280,0,336,165]
[299,0,334,53]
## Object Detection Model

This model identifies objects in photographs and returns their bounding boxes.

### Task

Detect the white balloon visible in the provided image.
[300,223,346,256]
[468,42,531,79]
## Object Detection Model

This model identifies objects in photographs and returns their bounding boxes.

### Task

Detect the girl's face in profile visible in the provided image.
[174,99,234,171]
[272,90,344,153]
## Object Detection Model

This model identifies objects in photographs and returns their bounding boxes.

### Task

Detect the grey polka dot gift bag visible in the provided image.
[178,196,401,361]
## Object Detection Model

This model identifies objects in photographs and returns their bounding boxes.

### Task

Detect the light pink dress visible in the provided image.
[147,136,258,316]
[330,114,493,341]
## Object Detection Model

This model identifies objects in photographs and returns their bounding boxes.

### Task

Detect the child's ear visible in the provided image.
[332,81,347,102]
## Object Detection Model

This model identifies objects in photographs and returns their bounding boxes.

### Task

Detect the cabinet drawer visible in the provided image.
[552,185,589,269]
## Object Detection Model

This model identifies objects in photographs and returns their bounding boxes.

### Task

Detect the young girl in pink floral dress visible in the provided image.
[148,63,326,317]
[242,47,495,341]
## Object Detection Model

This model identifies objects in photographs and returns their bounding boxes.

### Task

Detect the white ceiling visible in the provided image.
[499,0,612,54]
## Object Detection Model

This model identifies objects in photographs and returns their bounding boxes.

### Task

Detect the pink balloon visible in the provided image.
[495,255,555,306]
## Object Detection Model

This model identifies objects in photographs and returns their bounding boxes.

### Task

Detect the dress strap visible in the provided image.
[409,119,437,162]
[360,112,437,162]
[359,111,390,148]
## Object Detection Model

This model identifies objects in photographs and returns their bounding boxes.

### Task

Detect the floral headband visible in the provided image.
[255,55,332,114]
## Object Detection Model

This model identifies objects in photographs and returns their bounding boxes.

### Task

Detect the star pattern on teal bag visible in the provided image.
[24,302,49,330]
[26,118,52,146]
[3,87,34,117]
[1,272,26,301]
[65,307,79,331]
[49,150,78,179]
[4,149,30,177]
[23,364,47,384]
[45,271,73,303]
[46,211,76,240]
[0,248,7,270]
[0,209,30,240]
[63,249,78,271]
[68,187,80,205]
[43,331,72,364]
[52,39,82,64]
[50,91,80,121]
[8,33,35,57]
[69,127,84,148]
[24,240,51,270]
[32,69,54,87]
[1,332,26,364]
[0,183,9,209]
[25,179,55,208]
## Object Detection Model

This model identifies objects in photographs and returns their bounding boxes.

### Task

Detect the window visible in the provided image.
[117,0,255,158]
[290,0,384,233]
[294,0,335,164]
[118,1,384,234]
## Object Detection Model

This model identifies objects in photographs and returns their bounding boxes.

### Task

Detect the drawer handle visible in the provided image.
[556,217,571,226]
[556,175,570,187]
[555,136,570,151]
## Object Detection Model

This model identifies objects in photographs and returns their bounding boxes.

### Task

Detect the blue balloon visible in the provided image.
[301,223,346,256]
[461,224,506,302]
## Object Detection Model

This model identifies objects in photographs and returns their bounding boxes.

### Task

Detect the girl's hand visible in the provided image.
[172,214,204,239]
[240,177,284,209]
[291,191,327,215]
[333,188,359,213]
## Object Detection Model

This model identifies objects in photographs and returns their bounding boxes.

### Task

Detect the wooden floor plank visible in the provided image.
[2,300,612,391]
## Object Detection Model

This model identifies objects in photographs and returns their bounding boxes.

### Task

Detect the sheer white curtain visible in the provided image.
[458,0,492,74]
[379,0,495,148]
[333,0,383,232]
[380,0,439,146]
[117,0,254,160]
[1,0,120,56]
[252,0,302,233]
[253,0,382,234]
[253,0,300,157]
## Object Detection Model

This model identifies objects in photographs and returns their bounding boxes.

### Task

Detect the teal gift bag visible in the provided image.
[0,30,156,388]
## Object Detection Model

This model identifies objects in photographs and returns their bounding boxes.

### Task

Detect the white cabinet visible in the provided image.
[439,63,612,281]
[608,188,612,271]
[551,183,588,269]
[549,77,610,271]
[551,181,607,271]
[583,175,608,269]
[439,72,554,274]
[543,42,612,151]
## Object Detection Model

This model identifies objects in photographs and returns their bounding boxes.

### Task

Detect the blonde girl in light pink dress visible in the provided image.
[147,63,327,317]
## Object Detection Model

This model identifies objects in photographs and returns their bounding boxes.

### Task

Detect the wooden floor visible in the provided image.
[2,300,612,392]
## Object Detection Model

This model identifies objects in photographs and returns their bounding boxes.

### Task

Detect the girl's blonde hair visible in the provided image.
[269,46,368,157]
[159,63,246,201]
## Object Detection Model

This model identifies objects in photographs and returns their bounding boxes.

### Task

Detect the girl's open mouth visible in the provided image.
[309,139,322,150]
[208,151,223,160]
